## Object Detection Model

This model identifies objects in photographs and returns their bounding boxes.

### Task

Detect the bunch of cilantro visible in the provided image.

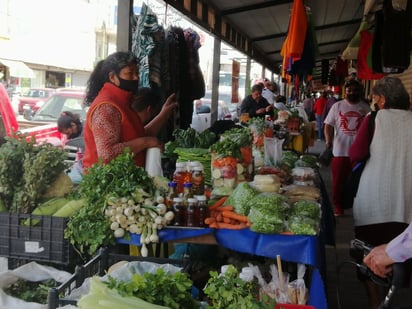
[65,149,155,256]
[204,264,276,309]
[105,268,199,309]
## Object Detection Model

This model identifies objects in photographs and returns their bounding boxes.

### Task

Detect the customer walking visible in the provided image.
[313,91,328,140]
[351,77,412,309]
[323,79,370,217]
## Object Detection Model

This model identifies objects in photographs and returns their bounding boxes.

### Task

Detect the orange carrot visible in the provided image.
[214,205,234,212]
[213,222,248,230]
[221,210,249,223]
[209,196,228,210]
[216,213,223,222]
[222,217,233,224]
[204,217,216,225]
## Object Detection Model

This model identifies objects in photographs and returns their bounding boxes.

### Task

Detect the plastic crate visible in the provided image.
[47,247,188,309]
[0,212,73,265]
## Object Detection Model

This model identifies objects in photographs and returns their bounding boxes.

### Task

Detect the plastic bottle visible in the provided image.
[196,195,209,227]
[191,165,205,195]
[173,162,190,194]
[165,181,178,211]
[172,197,185,226]
[186,198,198,227]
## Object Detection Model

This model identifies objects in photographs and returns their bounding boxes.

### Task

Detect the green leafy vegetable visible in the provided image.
[65,149,155,256]
[78,276,169,309]
[247,193,289,234]
[204,264,274,309]
[224,182,259,215]
[4,278,58,304]
[105,268,199,309]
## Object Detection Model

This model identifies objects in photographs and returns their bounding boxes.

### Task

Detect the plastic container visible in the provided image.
[191,165,205,195]
[165,181,178,211]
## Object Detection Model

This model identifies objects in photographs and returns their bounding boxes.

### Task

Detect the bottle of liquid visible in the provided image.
[196,195,209,227]
[172,197,185,226]
[173,162,190,194]
[182,182,193,206]
[191,165,205,195]
[165,181,178,211]
[186,198,198,227]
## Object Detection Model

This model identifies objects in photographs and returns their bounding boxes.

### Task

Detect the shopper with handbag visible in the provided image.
[350,77,412,309]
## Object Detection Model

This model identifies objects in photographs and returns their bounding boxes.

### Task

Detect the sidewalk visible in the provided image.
[308,140,368,309]
[308,140,411,309]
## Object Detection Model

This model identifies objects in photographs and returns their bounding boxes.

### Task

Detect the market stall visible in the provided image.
[117,227,327,309]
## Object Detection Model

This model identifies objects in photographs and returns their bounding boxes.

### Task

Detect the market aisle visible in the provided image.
[308,140,368,309]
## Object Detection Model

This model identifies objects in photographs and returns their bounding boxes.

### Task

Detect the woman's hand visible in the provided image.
[161,93,178,116]
[363,244,394,278]
[144,136,164,151]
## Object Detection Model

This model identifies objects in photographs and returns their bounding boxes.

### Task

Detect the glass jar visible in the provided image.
[191,165,205,195]
[186,198,198,227]
[173,162,191,194]
[182,182,193,206]
[196,195,209,227]
[172,197,185,226]
[165,181,178,211]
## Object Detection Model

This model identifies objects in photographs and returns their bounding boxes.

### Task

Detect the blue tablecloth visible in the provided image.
[117,227,327,309]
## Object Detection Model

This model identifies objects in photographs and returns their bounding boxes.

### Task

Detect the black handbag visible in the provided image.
[318,147,333,166]
[341,161,366,209]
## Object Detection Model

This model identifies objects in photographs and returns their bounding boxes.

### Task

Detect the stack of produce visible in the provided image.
[164,128,215,186]
[0,135,83,218]
[66,149,169,256]
[104,192,174,257]
[210,127,253,196]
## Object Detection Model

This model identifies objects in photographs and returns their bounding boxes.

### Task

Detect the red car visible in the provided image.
[18,88,56,115]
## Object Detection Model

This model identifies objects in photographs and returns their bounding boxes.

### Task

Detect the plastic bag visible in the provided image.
[0,262,72,309]
[287,264,308,304]
[145,147,163,177]
[264,137,283,166]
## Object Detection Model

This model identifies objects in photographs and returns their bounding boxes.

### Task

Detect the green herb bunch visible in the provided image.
[65,149,155,256]
[204,264,274,309]
[106,268,199,309]
[0,135,68,213]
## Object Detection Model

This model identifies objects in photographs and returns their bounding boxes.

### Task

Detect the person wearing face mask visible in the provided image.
[348,77,412,309]
[323,79,370,217]
[82,51,177,170]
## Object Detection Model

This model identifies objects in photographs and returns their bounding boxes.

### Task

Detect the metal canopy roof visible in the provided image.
[163,0,365,77]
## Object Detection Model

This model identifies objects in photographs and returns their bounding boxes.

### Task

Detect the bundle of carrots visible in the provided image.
[205,196,251,229]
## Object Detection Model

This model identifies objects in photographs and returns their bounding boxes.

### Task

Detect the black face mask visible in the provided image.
[346,93,361,102]
[117,77,139,94]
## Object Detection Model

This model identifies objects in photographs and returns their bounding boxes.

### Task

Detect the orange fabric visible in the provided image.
[281,0,307,61]
[83,82,146,169]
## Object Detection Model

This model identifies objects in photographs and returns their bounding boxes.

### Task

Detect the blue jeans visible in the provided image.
[316,114,324,140]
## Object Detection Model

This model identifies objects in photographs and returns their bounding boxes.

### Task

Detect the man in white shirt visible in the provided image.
[261,78,276,105]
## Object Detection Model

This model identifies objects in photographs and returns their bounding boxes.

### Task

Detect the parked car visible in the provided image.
[18,88,56,115]
[31,89,86,123]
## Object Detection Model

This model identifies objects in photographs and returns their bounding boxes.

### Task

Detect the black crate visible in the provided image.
[47,247,188,309]
[0,213,73,265]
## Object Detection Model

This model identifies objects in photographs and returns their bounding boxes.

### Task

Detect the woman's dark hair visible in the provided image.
[84,51,138,106]
[373,77,410,110]
[131,87,162,113]
[58,111,82,138]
